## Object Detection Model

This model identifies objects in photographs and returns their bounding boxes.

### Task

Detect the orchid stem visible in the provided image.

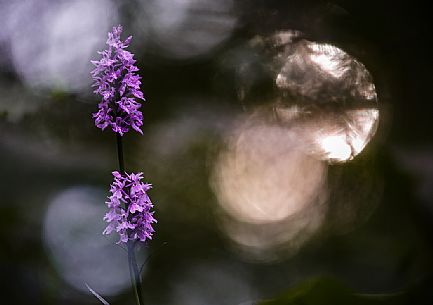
[128,242,144,305]
[116,134,125,173]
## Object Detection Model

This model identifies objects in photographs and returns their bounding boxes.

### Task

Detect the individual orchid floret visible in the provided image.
[103,171,156,243]
[91,25,145,135]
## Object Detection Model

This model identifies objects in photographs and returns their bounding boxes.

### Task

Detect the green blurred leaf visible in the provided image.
[258,277,407,305]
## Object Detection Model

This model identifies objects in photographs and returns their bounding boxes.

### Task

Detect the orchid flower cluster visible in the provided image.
[91,25,144,135]
[103,171,156,243]
[91,26,156,244]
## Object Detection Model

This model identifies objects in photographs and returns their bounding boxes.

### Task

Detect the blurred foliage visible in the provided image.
[258,276,431,305]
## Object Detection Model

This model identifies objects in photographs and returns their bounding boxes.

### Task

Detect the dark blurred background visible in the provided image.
[1,0,433,304]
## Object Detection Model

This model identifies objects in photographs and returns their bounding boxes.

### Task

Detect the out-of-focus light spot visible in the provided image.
[308,43,349,78]
[5,0,117,92]
[212,121,327,224]
[132,0,237,59]
[273,33,380,162]
[277,105,379,163]
[270,36,378,105]
[319,134,352,162]
[43,187,136,295]
[211,110,328,260]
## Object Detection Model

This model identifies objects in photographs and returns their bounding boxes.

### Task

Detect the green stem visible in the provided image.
[116,134,125,173]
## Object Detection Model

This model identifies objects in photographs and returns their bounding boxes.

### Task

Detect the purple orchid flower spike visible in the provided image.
[91,25,145,136]
[103,171,157,244]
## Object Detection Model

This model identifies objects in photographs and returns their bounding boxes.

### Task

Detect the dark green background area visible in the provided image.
[1,0,432,304]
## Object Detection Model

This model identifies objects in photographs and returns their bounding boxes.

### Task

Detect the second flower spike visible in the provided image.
[103,171,156,244]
